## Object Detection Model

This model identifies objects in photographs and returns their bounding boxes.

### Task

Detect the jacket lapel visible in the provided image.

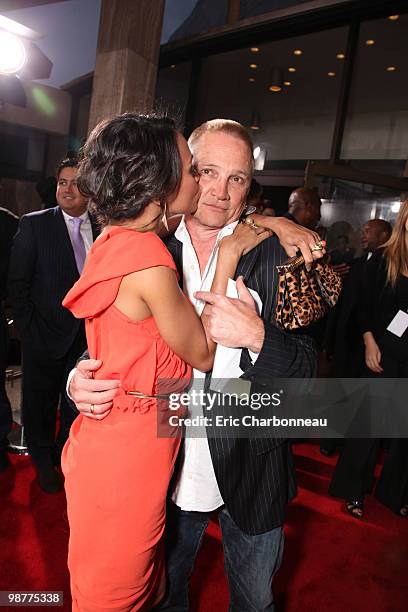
[234,246,260,281]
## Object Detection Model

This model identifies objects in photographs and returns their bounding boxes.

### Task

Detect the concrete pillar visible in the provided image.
[88,0,165,132]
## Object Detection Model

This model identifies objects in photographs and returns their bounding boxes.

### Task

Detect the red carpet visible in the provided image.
[1,442,407,611]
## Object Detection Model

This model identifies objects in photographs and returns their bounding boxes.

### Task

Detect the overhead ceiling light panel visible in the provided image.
[336,53,345,59]
[293,49,302,56]
[365,39,375,46]
[250,47,259,53]
[0,30,27,74]
[249,63,258,69]
[288,67,296,73]
[328,71,336,77]
[386,66,397,71]
[283,81,292,86]
[388,15,399,21]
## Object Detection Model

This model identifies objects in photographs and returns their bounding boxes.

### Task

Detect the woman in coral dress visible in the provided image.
[61,113,259,611]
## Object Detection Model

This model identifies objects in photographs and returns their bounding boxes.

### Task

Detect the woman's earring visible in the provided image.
[245,204,257,216]
[162,202,169,231]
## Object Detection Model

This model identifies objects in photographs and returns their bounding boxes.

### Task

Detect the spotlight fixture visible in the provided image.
[293,49,303,56]
[388,15,399,21]
[250,47,260,52]
[336,53,345,60]
[288,67,296,73]
[170,64,176,69]
[283,81,292,86]
[365,39,375,46]
[249,111,261,130]
[0,31,27,74]
[249,63,258,69]
[248,77,255,82]
[386,66,397,71]
[268,67,283,92]
[328,71,336,77]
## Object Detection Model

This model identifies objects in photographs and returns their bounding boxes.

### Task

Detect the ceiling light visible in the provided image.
[250,47,260,52]
[336,53,345,59]
[248,77,255,82]
[170,64,176,69]
[388,15,399,21]
[283,81,291,86]
[250,111,261,130]
[288,67,296,73]
[293,49,302,56]
[365,39,375,46]
[249,63,258,69]
[0,31,27,74]
[268,67,283,92]
[386,66,397,71]
[328,71,336,77]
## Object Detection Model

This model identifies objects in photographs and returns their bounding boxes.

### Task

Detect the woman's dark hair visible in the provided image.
[77,113,182,225]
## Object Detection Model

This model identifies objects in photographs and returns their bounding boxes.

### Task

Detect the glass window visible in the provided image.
[314,177,403,255]
[194,27,348,168]
[155,62,192,130]
[341,13,408,175]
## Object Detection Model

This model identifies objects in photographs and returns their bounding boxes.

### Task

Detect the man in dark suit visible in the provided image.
[67,120,320,610]
[8,158,99,492]
[0,206,19,471]
[329,218,392,377]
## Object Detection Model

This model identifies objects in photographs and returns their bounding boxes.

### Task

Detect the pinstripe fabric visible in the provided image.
[166,233,317,535]
[8,207,99,360]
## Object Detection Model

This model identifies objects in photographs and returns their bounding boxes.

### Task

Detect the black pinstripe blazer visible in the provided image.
[8,206,99,360]
[166,233,317,534]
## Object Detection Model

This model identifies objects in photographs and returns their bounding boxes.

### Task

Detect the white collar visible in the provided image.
[61,209,89,224]
[175,215,239,243]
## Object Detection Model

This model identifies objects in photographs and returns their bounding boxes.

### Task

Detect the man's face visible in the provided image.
[191,132,252,229]
[361,221,386,252]
[56,166,88,216]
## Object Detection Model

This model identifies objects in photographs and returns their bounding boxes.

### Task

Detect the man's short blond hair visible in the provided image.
[188,119,254,157]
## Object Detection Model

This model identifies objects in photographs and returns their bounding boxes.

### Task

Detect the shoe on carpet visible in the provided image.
[36,464,63,494]
[345,500,364,519]
[0,449,11,472]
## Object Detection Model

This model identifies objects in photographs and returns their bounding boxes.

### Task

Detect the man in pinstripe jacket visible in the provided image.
[69,120,319,611]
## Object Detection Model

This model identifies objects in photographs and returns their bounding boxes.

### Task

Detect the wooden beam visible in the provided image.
[305,162,408,192]
[227,0,240,25]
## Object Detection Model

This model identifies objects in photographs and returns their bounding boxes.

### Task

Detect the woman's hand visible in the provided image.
[249,215,325,266]
[219,222,271,260]
[364,332,383,374]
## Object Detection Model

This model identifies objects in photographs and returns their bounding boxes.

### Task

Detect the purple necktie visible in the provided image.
[70,217,86,273]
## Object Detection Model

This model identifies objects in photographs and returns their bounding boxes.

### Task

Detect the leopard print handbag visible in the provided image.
[276,254,342,331]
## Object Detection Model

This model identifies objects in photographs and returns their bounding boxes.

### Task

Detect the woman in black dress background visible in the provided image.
[329,199,408,518]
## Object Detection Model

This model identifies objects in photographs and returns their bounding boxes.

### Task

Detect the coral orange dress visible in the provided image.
[62,226,191,612]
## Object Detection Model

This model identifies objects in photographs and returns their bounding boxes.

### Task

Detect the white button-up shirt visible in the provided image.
[61,209,94,255]
[171,217,237,512]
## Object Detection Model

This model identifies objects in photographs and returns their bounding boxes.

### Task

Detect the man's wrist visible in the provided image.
[246,316,265,353]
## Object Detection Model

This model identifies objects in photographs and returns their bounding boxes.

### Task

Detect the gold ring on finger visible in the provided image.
[244,217,258,230]
[90,404,95,414]
[311,241,324,252]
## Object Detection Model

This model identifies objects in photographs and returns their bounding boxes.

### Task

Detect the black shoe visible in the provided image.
[320,446,335,457]
[0,449,11,472]
[36,464,63,494]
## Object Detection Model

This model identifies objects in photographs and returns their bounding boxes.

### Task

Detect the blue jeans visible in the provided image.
[158,502,284,612]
